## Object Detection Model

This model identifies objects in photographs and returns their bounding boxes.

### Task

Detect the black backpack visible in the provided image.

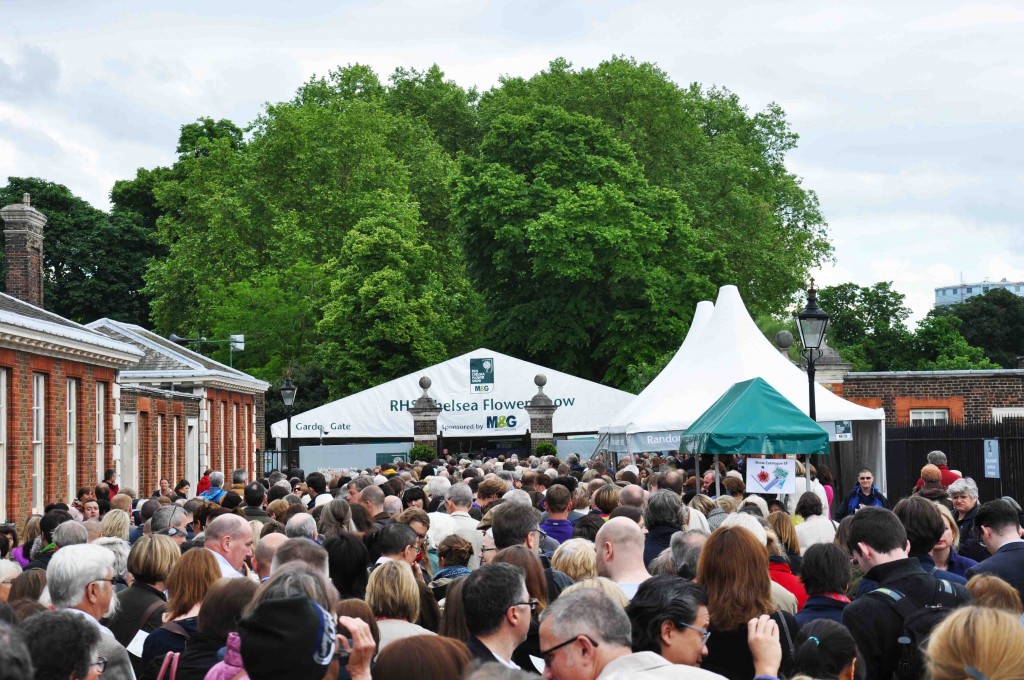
[867,579,960,680]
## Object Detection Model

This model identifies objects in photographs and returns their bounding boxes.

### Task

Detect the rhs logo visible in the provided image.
[470,358,494,393]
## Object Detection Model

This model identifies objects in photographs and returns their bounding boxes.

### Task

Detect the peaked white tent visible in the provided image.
[599,285,887,490]
[271,348,635,440]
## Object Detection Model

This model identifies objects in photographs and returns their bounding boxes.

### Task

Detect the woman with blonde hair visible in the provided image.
[927,606,1024,680]
[561,576,631,608]
[697,525,799,679]
[767,510,802,572]
[366,559,434,650]
[931,501,978,577]
[101,508,131,541]
[551,538,597,582]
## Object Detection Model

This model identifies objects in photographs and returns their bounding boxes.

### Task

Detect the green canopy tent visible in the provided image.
[679,377,829,499]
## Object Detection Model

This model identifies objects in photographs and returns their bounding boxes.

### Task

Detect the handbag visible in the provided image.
[156,652,179,680]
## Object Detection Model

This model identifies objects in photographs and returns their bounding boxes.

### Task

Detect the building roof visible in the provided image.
[0,293,143,367]
[87,319,270,393]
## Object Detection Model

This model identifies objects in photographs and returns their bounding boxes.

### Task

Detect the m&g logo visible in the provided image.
[486,415,517,429]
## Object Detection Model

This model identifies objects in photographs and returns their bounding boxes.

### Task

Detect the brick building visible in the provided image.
[1,195,143,520]
[87,319,269,494]
[840,369,1024,426]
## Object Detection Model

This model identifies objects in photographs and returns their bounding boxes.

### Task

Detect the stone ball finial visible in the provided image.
[419,376,431,390]
[775,330,794,349]
[22,193,30,205]
[534,374,547,388]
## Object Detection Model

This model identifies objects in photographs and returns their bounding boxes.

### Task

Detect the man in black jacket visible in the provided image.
[966,499,1024,602]
[842,507,970,679]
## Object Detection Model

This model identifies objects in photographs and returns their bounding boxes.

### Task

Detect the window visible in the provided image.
[67,379,78,497]
[157,415,164,486]
[172,416,180,483]
[0,370,7,520]
[220,401,226,469]
[909,409,949,426]
[95,382,106,481]
[966,287,973,293]
[231,403,238,471]
[32,374,45,513]
[992,408,1024,423]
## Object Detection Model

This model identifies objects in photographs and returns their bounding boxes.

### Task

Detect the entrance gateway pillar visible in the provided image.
[408,376,443,453]
[525,374,559,454]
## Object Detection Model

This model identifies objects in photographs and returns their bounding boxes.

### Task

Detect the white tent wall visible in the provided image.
[600,285,887,486]
[270,348,635,441]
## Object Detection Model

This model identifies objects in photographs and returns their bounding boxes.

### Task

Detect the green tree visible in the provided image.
[816,282,914,371]
[386,65,481,157]
[0,177,158,325]
[932,288,1024,368]
[913,315,999,370]
[477,57,831,317]
[453,104,718,386]
[317,201,470,395]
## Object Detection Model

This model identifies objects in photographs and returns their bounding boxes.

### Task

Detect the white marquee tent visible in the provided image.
[599,285,888,491]
[271,348,635,441]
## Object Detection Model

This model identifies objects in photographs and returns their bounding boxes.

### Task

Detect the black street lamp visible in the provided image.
[796,279,830,491]
[280,378,297,471]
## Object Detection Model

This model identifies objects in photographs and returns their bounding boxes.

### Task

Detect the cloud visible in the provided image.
[0,45,60,101]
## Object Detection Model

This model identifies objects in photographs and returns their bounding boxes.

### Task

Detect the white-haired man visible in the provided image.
[49,543,136,680]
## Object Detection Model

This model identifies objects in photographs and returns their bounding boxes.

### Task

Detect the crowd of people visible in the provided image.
[1,448,1023,680]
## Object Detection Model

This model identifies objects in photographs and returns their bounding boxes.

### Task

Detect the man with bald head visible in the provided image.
[205,514,253,578]
[618,484,645,509]
[252,532,288,582]
[595,517,651,600]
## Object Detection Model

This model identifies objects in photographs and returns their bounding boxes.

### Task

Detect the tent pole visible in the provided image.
[694,453,700,495]
[714,454,720,498]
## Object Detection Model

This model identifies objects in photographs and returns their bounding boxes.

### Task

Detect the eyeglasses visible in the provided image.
[859,477,873,481]
[677,621,711,645]
[89,657,107,672]
[510,598,539,611]
[540,635,599,665]
[92,578,115,584]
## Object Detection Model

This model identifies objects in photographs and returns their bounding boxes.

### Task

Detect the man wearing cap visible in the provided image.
[205,514,253,578]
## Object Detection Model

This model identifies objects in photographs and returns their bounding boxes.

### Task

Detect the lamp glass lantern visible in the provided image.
[280,378,297,407]
[797,287,830,351]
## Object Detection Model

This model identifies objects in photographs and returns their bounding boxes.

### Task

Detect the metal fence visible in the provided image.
[884,421,1024,503]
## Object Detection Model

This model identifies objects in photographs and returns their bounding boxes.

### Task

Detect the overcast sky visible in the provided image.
[2,1,1021,323]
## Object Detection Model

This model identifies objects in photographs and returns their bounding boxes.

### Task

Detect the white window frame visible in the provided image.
[231,403,238,472]
[32,374,45,514]
[992,407,1024,423]
[219,401,226,469]
[157,414,164,490]
[172,415,179,484]
[909,408,950,426]
[0,370,7,521]
[66,378,78,500]
[95,382,105,482]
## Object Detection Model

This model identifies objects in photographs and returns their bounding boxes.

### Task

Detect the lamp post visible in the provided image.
[796,279,830,496]
[280,378,297,472]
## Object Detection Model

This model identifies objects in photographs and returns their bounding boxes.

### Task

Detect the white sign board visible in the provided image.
[746,458,797,494]
[984,439,1000,478]
[822,420,853,442]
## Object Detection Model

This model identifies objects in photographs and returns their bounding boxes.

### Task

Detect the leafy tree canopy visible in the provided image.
[931,288,1024,368]
[0,177,159,325]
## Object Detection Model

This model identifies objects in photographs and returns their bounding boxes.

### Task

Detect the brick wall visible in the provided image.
[1,348,117,521]
[842,372,1024,426]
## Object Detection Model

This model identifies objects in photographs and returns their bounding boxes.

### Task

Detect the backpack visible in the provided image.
[867,579,960,680]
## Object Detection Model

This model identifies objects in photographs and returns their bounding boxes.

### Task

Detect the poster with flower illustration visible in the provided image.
[746,458,796,494]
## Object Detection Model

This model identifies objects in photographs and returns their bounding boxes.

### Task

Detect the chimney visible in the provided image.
[1,192,47,308]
